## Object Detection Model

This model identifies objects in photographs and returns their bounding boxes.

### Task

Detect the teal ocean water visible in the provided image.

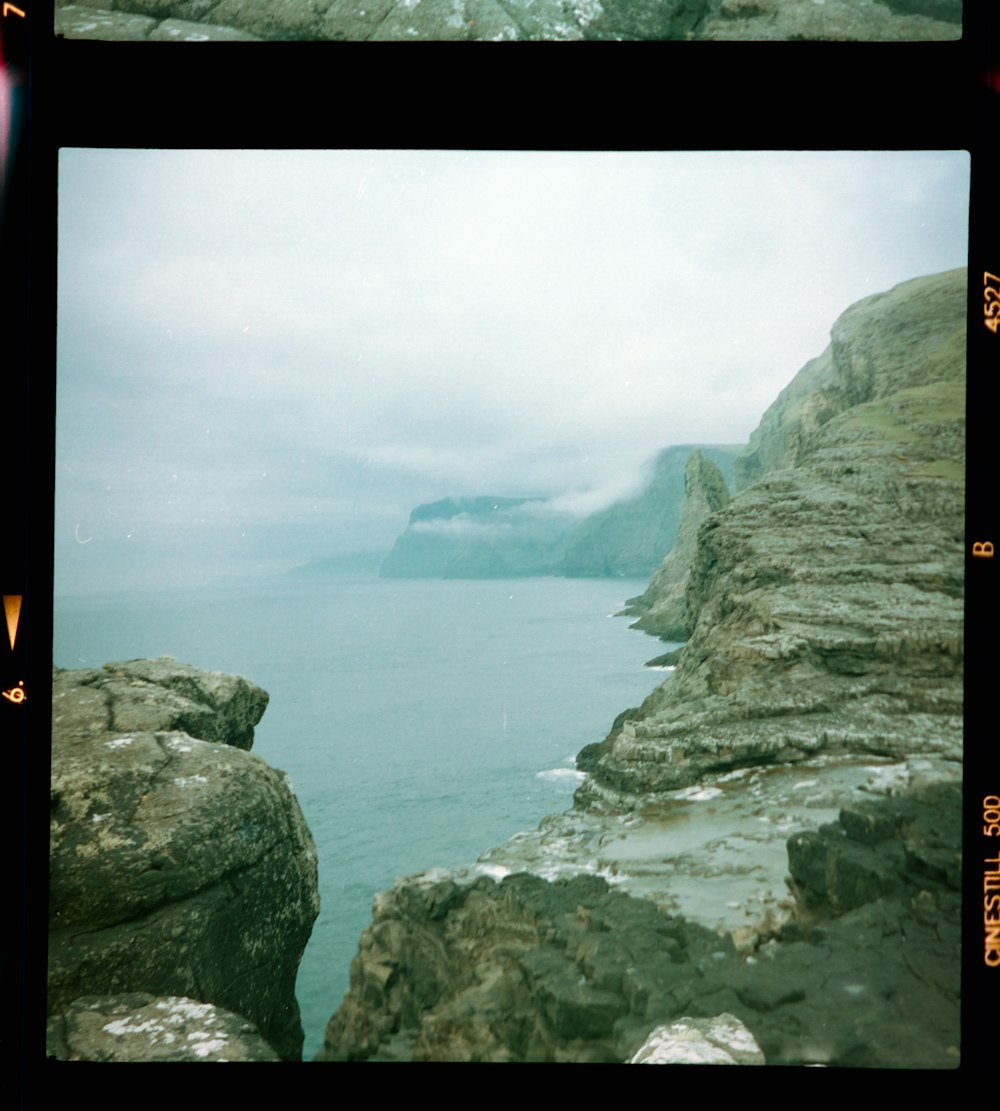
[53,575,662,1060]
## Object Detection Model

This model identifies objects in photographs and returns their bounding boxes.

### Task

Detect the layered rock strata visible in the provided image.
[578,268,965,811]
[319,269,964,1066]
[49,657,320,1061]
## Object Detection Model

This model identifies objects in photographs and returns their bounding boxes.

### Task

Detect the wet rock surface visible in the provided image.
[49,659,320,1061]
[54,0,959,37]
[320,778,960,1065]
[483,753,960,943]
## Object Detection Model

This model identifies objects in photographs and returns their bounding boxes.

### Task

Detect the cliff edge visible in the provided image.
[578,268,964,808]
[48,657,320,1061]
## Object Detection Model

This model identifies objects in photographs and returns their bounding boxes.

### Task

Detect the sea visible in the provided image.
[52,573,664,1060]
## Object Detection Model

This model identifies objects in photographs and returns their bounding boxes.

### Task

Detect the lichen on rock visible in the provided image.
[49,658,320,1061]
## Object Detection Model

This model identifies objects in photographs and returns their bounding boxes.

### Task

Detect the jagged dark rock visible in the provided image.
[319,781,960,1066]
[317,871,739,1062]
[787,782,962,912]
[49,658,320,1061]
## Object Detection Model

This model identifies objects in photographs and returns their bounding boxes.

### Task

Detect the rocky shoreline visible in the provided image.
[318,269,965,1066]
[319,778,960,1065]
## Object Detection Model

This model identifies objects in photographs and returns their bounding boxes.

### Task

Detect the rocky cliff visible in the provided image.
[319,781,959,1065]
[380,496,572,578]
[317,269,965,1067]
[621,450,732,641]
[379,445,742,581]
[579,268,964,808]
[560,445,741,578]
[48,657,320,1061]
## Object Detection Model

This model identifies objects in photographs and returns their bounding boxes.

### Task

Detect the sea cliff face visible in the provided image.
[578,268,964,809]
[318,269,965,1066]
[559,444,741,577]
[48,657,320,1062]
[378,445,742,580]
[622,450,732,641]
[380,496,572,578]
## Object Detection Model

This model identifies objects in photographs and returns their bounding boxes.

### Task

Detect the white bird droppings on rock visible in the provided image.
[629,1013,765,1064]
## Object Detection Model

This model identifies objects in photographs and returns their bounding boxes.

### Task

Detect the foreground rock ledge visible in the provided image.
[319,786,959,1066]
[49,658,320,1062]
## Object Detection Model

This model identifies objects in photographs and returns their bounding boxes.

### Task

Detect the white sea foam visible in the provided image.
[536,767,586,785]
[475,863,510,881]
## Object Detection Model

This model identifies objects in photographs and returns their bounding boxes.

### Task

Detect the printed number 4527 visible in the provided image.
[985,273,1000,333]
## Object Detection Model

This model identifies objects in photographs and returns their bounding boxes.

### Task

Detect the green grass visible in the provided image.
[840,379,965,445]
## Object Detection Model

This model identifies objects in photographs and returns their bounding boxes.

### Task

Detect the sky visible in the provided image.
[54,149,970,595]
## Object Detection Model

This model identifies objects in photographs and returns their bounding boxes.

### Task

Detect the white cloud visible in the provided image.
[55,150,970,593]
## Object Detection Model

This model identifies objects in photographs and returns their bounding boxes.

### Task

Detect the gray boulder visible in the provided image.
[49,659,320,1061]
[52,656,269,749]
